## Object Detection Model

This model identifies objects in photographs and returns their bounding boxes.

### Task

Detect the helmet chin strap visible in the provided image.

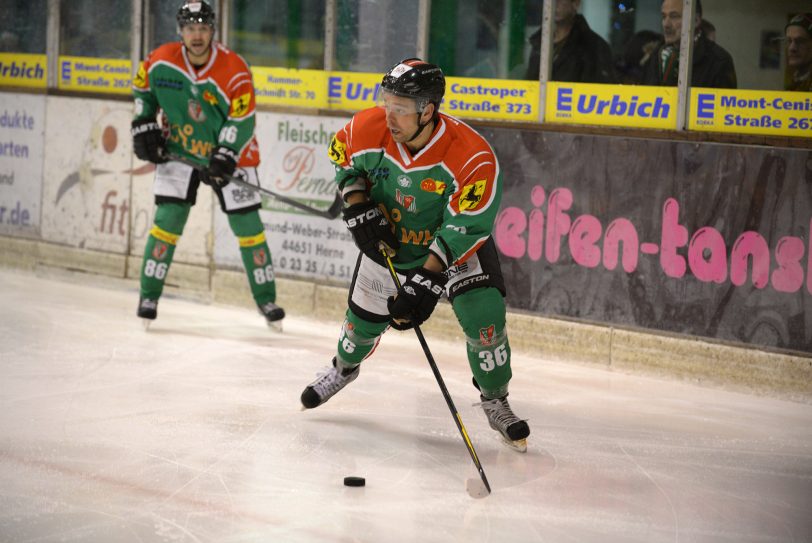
[406,106,434,144]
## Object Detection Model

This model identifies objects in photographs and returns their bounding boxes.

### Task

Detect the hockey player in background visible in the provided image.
[130,0,284,329]
[300,58,530,451]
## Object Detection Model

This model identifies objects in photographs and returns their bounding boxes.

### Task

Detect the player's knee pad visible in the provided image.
[226,208,264,237]
[153,202,191,235]
[453,288,512,397]
[337,309,389,365]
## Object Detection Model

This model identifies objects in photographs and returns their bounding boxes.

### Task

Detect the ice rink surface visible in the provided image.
[0,268,810,543]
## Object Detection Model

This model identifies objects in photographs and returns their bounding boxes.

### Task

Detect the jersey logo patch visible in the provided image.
[253,248,267,267]
[328,135,347,165]
[479,324,496,345]
[395,189,416,212]
[202,90,218,106]
[230,93,251,117]
[152,242,168,261]
[459,179,487,211]
[420,178,446,194]
[133,62,147,89]
[188,99,206,122]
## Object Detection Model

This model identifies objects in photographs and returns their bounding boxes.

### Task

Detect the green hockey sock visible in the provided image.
[336,310,388,366]
[453,288,512,398]
[228,210,276,305]
[139,203,190,300]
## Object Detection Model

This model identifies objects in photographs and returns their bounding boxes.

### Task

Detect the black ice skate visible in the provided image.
[257,301,285,332]
[477,395,530,453]
[300,357,360,409]
[137,297,158,330]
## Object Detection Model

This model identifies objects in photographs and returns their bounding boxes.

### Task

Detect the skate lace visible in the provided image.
[140,299,157,310]
[311,367,350,398]
[475,398,521,429]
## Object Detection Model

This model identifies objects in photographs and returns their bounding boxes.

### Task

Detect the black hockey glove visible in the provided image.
[131,119,168,164]
[343,200,400,265]
[205,146,238,188]
[387,267,447,330]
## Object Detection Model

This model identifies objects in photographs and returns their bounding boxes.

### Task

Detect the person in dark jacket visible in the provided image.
[526,0,616,83]
[784,12,812,92]
[641,0,737,88]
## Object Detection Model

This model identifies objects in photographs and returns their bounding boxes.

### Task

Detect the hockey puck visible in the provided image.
[343,476,365,487]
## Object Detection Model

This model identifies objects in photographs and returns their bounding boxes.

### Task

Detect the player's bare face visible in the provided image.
[381,95,427,144]
[181,23,214,64]
[786,27,812,69]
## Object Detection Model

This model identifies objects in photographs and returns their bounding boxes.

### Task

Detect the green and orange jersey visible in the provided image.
[132,41,259,167]
[328,107,502,269]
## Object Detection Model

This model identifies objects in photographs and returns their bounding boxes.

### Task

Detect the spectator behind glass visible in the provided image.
[641,0,737,88]
[616,29,663,84]
[699,19,716,42]
[785,13,812,92]
[526,0,616,83]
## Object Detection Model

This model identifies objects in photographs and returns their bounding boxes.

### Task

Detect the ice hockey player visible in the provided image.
[300,58,530,451]
[130,0,284,329]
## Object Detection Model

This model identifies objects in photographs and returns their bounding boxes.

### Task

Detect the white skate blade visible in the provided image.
[500,436,527,453]
[266,319,283,333]
[140,318,152,331]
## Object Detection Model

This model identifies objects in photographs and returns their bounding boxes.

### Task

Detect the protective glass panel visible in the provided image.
[1,0,47,53]
[701,0,810,91]
[429,0,543,80]
[228,0,326,69]
[59,0,132,58]
[146,0,181,53]
[335,0,419,73]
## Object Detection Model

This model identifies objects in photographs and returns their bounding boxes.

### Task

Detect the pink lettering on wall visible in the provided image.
[493,185,811,296]
[688,227,727,284]
[604,218,638,272]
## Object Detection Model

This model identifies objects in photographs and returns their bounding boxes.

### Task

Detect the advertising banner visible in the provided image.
[546,82,678,130]
[214,112,358,284]
[40,96,212,262]
[0,92,45,236]
[326,71,381,112]
[445,77,539,122]
[57,56,132,95]
[253,67,328,109]
[41,96,134,252]
[690,88,812,138]
[0,53,47,89]
[326,71,539,122]
[481,126,811,354]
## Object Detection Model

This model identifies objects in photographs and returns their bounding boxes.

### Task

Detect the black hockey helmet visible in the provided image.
[380,58,445,112]
[177,1,216,29]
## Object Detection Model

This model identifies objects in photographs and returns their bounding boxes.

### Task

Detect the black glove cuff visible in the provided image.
[131,119,161,137]
[407,267,448,298]
[213,146,238,163]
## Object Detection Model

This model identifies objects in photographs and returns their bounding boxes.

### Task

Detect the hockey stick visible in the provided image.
[168,153,343,220]
[380,248,492,498]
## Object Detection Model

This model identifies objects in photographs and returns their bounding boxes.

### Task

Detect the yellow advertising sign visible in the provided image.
[57,56,132,94]
[253,67,328,109]
[445,77,539,122]
[690,88,812,138]
[0,53,47,88]
[326,71,381,111]
[546,82,678,129]
[323,71,539,122]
